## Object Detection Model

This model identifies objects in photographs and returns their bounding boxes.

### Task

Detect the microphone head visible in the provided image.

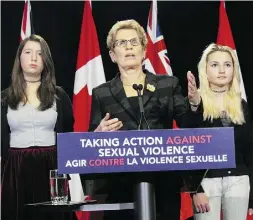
[138,84,143,90]
[132,84,138,90]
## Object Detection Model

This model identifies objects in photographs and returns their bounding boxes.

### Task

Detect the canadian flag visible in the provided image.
[20,0,32,41]
[70,0,106,219]
[217,1,246,101]
[73,0,106,132]
[218,2,251,220]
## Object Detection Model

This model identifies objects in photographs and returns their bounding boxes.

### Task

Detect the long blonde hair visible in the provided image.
[198,43,245,124]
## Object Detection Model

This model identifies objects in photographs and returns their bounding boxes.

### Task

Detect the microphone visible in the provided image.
[132,83,139,91]
[133,84,144,113]
[132,84,150,130]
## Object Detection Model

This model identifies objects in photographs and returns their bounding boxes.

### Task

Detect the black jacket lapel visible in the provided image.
[110,73,137,120]
[142,71,157,107]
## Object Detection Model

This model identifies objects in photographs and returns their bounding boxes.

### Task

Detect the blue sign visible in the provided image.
[57,128,235,174]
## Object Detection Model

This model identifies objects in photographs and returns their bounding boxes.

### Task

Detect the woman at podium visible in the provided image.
[88,19,200,220]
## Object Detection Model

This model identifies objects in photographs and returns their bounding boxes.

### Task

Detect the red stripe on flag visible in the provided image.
[180,192,193,220]
[22,2,28,34]
[76,1,101,70]
[217,1,236,49]
[75,196,91,220]
[20,0,30,41]
[148,5,153,30]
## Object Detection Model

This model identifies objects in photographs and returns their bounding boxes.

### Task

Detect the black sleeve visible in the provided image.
[176,92,206,194]
[171,77,188,127]
[181,99,206,194]
[56,88,74,182]
[182,170,206,194]
[180,98,204,128]
[59,87,74,132]
[88,88,103,132]
[1,108,10,176]
[1,90,10,177]
[242,100,253,208]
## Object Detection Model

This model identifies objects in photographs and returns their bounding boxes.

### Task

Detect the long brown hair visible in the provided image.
[7,34,56,111]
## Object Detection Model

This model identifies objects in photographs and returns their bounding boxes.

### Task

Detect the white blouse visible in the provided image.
[7,102,58,148]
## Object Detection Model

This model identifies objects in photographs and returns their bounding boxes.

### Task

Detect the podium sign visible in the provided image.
[57,128,235,174]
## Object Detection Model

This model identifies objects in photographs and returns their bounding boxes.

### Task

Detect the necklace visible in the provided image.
[25,79,41,83]
[211,88,227,93]
[121,76,146,87]
[122,80,145,87]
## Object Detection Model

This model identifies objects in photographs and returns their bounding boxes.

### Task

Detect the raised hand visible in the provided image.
[94,113,123,132]
[187,71,200,105]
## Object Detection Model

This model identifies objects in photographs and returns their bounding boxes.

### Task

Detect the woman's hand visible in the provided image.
[192,193,210,213]
[248,208,253,215]
[187,71,200,106]
[94,113,123,132]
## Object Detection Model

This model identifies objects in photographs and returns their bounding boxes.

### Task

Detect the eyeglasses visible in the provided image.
[113,38,141,48]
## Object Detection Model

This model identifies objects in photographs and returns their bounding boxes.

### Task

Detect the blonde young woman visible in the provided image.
[186,43,253,220]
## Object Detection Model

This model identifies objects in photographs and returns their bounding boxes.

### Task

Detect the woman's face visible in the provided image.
[206,51,234,88]
[109,28,146,70]
[20,40,44,76]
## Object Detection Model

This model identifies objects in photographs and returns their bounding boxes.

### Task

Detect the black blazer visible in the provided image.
[87,70,197,196]
[1,86,74,169]
[89,70,188,131]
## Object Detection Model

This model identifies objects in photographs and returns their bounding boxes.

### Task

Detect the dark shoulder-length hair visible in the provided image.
[7,34,56,111]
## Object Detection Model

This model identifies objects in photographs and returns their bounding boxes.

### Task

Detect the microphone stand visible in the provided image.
[132,84,150,130]
[132,84,155,220]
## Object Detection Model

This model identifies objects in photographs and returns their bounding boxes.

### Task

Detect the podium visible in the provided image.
[55,128,235,220]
